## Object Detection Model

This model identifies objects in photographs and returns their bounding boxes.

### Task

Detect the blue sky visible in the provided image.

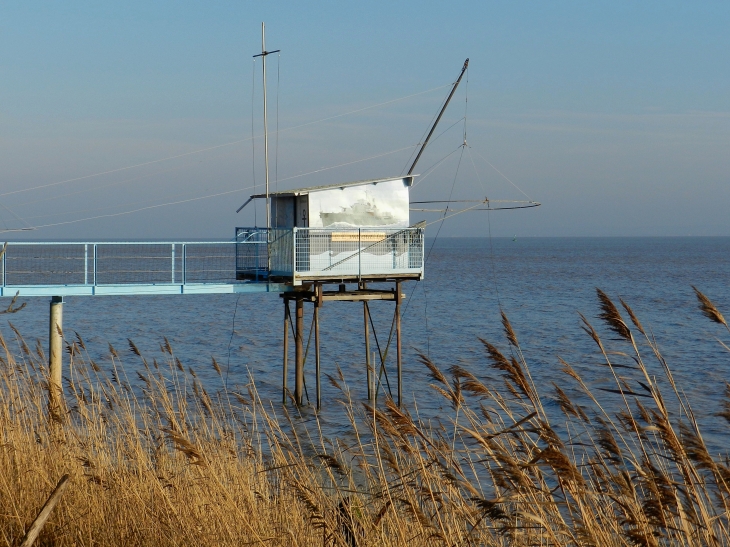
[1,1,729,238]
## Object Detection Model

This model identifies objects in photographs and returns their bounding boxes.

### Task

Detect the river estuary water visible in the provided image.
[2,237,729,451]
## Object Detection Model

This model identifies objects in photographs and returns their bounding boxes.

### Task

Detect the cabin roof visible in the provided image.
[249,175,416,199]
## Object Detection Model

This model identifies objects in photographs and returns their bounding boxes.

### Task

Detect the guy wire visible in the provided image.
[225,294,241,390]
[401,82,468,357]
[465,146,501,306]
[2,83,452,200]
[400,81,452,175]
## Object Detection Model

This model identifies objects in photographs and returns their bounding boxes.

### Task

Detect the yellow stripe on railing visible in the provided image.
[330,232,386,242]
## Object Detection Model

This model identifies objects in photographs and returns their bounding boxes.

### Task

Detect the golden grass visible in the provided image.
[1,288,729,546]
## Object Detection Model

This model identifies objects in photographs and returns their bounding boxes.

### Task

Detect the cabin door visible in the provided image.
[295,196,310,272]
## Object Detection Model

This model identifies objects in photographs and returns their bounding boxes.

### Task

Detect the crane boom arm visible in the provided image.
[407,58,469,175]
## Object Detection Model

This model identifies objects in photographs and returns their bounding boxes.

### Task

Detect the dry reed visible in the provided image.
[1,288,729,546]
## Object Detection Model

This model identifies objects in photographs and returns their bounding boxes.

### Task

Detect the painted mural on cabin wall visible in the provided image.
[307,178,410,229]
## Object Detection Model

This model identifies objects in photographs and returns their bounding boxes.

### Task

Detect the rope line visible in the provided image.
[400,83,453,175]
[411,145,463,188]
[274,146,413,184]
[225,295,241,390]
[0,186,251,233]
[470,148,533,202]
[0,142,415,233]
[10,160,205,209]
[0,202,33,231]
[467,146,502,305]
[423,144,465,356]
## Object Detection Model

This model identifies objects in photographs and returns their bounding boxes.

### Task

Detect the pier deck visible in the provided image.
[0,241,288,298]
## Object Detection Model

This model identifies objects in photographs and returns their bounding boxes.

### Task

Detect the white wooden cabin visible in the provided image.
[236,176,424,284]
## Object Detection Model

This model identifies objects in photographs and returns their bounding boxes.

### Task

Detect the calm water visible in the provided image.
[3,237,730,450]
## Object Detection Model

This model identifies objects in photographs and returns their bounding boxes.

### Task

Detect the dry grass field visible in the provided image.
[1,288,729,546]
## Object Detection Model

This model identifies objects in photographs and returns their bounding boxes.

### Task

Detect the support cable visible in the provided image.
[0,202,34,232]
[11,160,212,209]
[411,143,463,188]
[470,148,534,202]
[0,187,254,233]
[402,70,468,357]
[301,311,314,405]
[400,88,451,175]
[225,294,242,390]
[466,147,501,305]
[1,142,415,233]
[0,83,452,200]
[465,141,543,420]
[422,145,466,356]
[367,304,394,400]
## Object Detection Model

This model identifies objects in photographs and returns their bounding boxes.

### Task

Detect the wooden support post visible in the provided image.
[295,297,304,406]
[364,301,372,400]
[283,299,289,405]
[314,288,321,410]
[395,281,402,407]
[48,296,63,410]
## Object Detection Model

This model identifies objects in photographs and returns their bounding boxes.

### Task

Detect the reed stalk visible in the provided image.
[1,289,729,546]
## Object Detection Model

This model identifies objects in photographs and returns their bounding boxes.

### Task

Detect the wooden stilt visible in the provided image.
[395,281,402,407]
[277,280,410,408]
[283,299,290,404]
[364,301,372,400]
[295,297,304,405]
[314,291,321,410]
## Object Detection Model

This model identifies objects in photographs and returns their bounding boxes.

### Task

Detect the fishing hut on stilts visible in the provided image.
[236,176,423,408]
[235,47,470,409]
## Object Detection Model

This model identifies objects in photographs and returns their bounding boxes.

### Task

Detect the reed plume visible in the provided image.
[0,289,729,545]
[693,285,727,327]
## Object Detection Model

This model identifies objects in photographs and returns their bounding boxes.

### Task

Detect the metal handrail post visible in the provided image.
[256,232,261,282]
[84,244,88,285]
[418,230,422,267]
[358,229,362,281]
[292,228,297,279]
[182,244,187,285]
[93,244,97,286]
[171,244,175,283]
[392,232,396,269]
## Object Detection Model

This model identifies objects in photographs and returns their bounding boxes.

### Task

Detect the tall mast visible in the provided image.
[253,22,279,230]
[407,58,469,175]
[261,23,271,230]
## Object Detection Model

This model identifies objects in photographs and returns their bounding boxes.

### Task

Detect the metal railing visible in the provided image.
[235,226,424,283]
[293,227,424,281]
[0,241,251,288]
[0,227,424,293]
[235,228,270,281]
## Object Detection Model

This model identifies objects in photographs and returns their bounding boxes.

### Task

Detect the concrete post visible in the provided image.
[49,296,64,408]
